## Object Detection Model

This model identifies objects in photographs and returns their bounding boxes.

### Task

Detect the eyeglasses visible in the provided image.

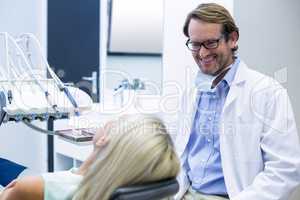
[185,35,224,52]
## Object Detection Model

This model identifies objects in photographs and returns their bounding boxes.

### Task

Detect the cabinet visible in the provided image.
[54,136,92,170]
[53,106,111,170]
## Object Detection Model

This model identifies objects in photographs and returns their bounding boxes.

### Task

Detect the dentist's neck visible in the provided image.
[211,56,236,88]
[211,65,231,88]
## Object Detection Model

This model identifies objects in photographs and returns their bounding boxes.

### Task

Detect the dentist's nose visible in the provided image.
[198,46,210,59]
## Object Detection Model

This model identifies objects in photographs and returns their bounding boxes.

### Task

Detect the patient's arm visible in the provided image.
[0,176,43,200]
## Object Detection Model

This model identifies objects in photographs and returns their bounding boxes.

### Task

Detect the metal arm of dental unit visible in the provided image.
[0,32,93,133]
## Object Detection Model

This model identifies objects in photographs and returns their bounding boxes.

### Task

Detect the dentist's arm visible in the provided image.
[233,88,300,200]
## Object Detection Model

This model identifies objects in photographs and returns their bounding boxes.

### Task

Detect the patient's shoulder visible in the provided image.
[0,176,44,200]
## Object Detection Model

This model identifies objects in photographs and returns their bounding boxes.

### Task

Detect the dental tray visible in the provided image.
[56,128,96,142]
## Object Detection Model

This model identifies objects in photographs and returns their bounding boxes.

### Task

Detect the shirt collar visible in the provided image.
[222,56,240,87]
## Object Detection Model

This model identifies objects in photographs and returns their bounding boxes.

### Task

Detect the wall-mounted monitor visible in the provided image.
[108,0,163,55]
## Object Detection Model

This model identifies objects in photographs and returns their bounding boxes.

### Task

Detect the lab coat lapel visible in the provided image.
[223,61,248,115]
[220,61,249,198]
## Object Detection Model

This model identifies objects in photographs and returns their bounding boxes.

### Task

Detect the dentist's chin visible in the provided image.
[198,62,218,76]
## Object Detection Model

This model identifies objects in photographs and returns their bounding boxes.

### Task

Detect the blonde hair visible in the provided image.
[72,115,180,200]
[183,3,239,52]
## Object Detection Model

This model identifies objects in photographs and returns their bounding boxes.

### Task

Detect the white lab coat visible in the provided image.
[175,61,300,200]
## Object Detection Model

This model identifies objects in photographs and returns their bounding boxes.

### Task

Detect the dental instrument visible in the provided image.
[0,32,93,130]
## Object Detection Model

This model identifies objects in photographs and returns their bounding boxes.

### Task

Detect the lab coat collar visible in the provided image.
[231,60,248,86]
[223,60,249,114]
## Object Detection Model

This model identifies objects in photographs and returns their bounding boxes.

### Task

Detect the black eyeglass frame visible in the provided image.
[185,35,224,52]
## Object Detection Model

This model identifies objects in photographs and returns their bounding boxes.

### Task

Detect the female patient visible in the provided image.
[0,115,180,200]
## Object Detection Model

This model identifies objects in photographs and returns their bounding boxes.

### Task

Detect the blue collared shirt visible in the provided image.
[186,57,240,195]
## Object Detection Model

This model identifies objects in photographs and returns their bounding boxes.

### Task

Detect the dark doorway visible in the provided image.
[47,0,100,172]
[48,0,100,102]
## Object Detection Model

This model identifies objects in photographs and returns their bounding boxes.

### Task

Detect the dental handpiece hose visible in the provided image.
[20,33,80,116]
[61,86,80,116]
[5,33,58,112]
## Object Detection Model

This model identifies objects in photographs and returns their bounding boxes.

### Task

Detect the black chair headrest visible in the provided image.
[110,178,179,200]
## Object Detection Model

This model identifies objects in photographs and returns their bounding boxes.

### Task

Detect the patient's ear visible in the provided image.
[93,121,113,149]
[95,133,109,149]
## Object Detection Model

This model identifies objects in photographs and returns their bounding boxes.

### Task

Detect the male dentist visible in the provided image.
[175,3,300,200]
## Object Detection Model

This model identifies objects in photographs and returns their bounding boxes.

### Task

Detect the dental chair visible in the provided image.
[110,178,179,200]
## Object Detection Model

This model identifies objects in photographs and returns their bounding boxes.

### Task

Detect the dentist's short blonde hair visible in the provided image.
[72,114,180,200]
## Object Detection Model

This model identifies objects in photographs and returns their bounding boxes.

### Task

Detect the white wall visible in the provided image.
[102,0,163,95]
[0,0,48,172]
[0,0,47,51]
[0,122,47,173]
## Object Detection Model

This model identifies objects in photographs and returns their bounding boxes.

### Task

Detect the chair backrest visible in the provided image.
[109,178,179,200]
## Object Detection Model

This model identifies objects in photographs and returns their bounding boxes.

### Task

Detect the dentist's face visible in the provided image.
[188,19,236,75]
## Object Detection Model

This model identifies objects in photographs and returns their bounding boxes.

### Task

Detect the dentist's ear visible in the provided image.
[229,31,239,49]
[234,41,238,49]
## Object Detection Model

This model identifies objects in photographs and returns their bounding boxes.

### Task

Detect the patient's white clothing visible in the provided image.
[42,169,83,200]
